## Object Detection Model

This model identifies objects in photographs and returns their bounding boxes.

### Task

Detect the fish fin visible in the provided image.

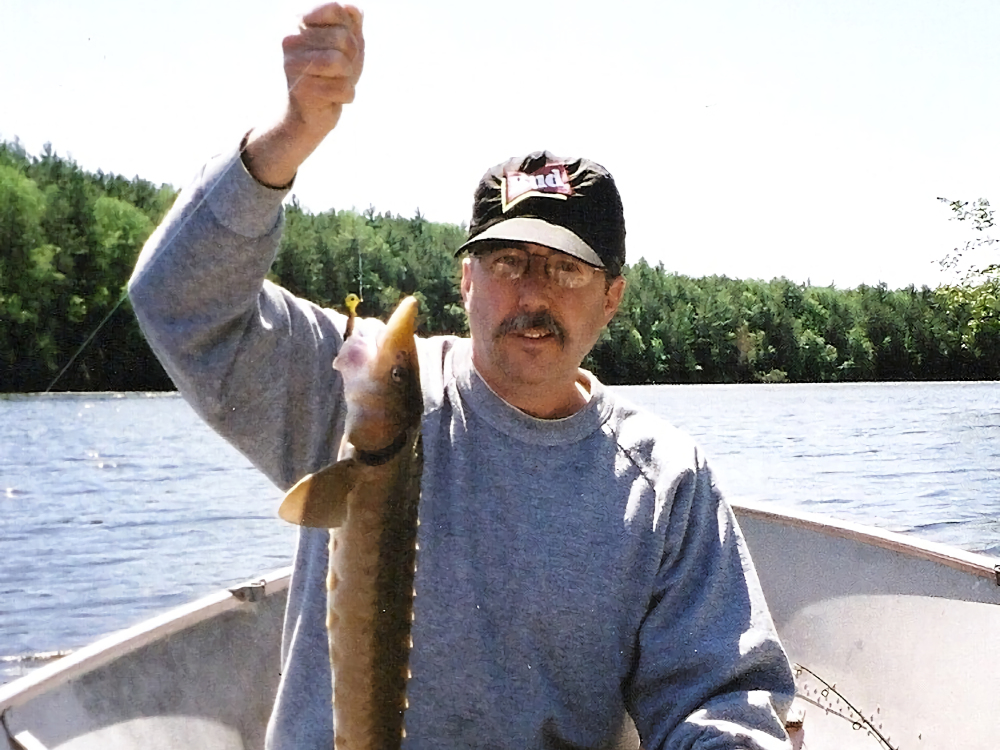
[278,460,361,528]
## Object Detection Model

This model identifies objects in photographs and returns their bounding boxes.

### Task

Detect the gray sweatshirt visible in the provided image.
[128,144,794,750]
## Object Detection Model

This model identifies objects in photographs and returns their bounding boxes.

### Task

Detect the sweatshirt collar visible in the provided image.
[450,340,613,446]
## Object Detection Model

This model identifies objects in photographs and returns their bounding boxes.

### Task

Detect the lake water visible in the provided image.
[2,382,999,684]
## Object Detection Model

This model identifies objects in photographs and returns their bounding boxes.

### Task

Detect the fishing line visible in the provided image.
[44,57,320,392]
[44,294,128,393]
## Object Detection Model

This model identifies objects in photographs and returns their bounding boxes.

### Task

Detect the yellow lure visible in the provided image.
[344,293,362,339]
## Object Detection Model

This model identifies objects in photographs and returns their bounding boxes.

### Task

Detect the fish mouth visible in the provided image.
[496,312,565,347]
[379,296,420,352]
[334,295,422,452]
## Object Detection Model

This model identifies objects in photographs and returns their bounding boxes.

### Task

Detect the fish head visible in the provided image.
[333,296,422,452]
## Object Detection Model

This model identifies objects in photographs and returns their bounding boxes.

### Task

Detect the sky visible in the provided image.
[3,0,1000,290]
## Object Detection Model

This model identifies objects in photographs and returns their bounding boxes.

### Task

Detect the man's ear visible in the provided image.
[460,256,473,309]
[603,275,626,323]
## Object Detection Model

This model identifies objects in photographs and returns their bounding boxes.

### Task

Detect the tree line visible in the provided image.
[1,139,997,392]
[0,139,177,391]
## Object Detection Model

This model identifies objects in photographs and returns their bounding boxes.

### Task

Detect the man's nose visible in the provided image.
[515,257,553,308]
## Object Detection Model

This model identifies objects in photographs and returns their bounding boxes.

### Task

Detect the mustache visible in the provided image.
[495,311,566,345]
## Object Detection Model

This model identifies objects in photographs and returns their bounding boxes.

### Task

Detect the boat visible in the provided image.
[3,501,998,750]
[736,501,1000,749]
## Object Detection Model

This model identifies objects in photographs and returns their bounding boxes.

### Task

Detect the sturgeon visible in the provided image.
[279,296,423,749]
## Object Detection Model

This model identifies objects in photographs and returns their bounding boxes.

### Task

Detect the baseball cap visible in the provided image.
[457,151,626,277]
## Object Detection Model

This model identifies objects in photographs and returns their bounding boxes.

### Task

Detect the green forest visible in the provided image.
[1,138,998,392]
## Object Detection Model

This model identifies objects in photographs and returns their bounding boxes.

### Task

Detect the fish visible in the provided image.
[279,295,423,749]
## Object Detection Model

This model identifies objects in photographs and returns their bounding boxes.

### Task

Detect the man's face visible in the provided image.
[460,242,626,401]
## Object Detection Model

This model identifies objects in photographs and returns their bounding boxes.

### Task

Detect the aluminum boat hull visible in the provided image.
[3,503,998,749]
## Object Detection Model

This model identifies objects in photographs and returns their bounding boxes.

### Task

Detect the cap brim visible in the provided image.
[457,217,604,268]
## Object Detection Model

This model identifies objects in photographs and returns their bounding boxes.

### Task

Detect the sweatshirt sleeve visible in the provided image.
[128,142,352,489]
[627,455,795,750]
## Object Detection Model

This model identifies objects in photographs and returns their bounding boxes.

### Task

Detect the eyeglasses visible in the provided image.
[473,246,603,290]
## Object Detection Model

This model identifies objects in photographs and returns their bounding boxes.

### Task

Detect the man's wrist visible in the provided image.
[239,131,295,191]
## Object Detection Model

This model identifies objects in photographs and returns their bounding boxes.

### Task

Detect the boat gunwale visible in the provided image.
[733,500,1000,585]
[3,505,998,727]
[0,567,292,712]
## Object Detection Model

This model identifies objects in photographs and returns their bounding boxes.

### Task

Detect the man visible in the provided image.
[128,4,795,749]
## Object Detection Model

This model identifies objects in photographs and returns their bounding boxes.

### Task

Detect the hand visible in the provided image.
[284,4,365,137]
[243,3,365,188]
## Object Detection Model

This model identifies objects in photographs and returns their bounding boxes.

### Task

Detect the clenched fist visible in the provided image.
[284,4,365,136]
[243,3,365,188]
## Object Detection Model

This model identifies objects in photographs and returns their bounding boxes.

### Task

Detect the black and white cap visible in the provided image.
[457,151,627,277]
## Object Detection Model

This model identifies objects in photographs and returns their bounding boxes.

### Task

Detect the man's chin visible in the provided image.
[494,343,567,382]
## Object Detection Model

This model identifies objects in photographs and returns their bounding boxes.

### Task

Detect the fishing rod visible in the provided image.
[793,663,898,750]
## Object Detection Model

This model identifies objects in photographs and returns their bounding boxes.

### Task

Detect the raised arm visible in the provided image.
[128,4,370,489]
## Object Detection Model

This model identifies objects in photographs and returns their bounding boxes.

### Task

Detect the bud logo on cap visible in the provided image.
[501,163,573,212]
